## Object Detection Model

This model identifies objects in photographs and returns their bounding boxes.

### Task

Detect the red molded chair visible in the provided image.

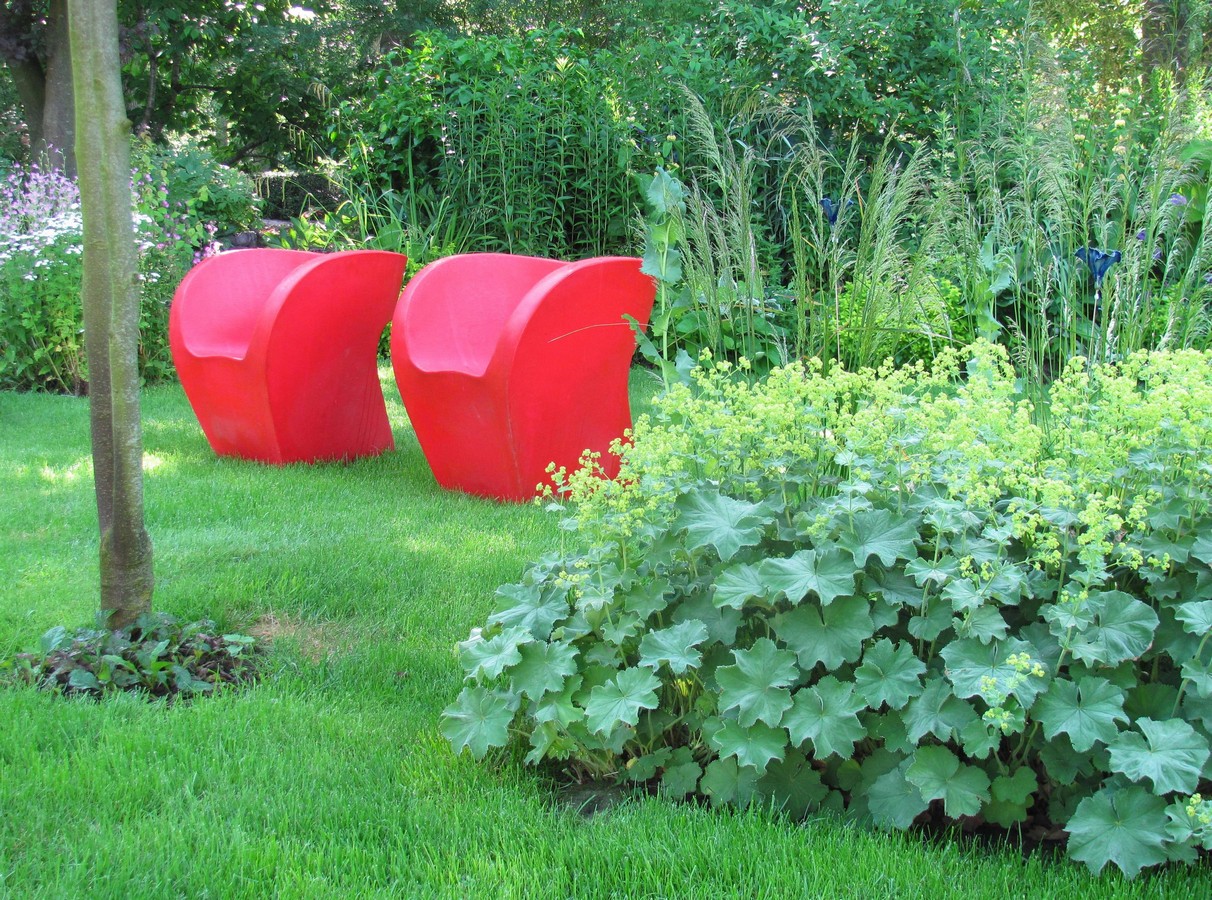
[169,248,407,464]
[391,253,655,501]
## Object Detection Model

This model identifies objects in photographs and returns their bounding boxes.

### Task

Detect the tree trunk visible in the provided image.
[45,0,75,174]
[5,55,46,154]
[69,0,154,629]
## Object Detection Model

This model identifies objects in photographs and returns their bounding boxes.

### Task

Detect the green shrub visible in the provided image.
[348,27,637,259]
[443,341,1212,877]
[131,136,262,238]
[1,612,259,700]
[0,149,237,393]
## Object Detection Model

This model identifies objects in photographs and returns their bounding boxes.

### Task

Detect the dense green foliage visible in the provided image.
[2,377,1209,895]
[0,145,258,392]
[445,343,1212,876]
[1,612,258,698]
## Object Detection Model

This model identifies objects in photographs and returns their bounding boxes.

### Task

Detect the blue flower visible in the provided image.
[820,197,854,227]
[1135,228,1147,241]
[1075,247,1122,286]
[1169,193,1189,206]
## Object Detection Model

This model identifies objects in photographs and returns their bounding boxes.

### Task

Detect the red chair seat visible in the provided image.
[170,248,407,464]
[391,253,655,501]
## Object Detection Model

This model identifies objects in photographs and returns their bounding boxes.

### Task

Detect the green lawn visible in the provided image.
[1,370,1208,898]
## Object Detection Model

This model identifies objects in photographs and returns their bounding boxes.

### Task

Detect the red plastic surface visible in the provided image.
[391,253,656,501]
[169,248,407,464]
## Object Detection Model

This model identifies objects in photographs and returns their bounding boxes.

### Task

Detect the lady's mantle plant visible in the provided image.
[442,342,1212,877]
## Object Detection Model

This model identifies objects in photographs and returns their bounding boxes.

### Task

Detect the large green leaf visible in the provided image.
[836,507,919,568]
[982,766,1038,828]
[675,490,768,562]
[783,675,867,759]
[904,554,961,587]
[659,747,703,798]
[584,666,662,735]
[906,745,990,818]
[867,761,929,830]
[1181,655,1212,698]
[953,605,1010,644]
[672,593,742,645]
[773,596,874,670]
[1175,599,1212,636]
[1108,717,1211,795]
[757,748,829,818]
[532,674,583,727]
[1069,590,1159,666]
[759,548,858,607]
[1066,785,1170,877]
[700,756,759,807]
[490,582,570,639]
[902,676,977,743]
[712,562,771,610]
[458,625,532,681]
[440,686,520,759]
[940,637,1044,704]
[707,719,787,774]
[716,637,798,727]
[508,641,578,700]
[854,638,925,710]
[637,619,709,675]
[1034,676,1127,752]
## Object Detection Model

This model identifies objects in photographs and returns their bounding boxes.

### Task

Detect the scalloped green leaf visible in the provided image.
[1066,785,1169,877]
[637,619,709,675]
[584,666,662,735]
[836,507,919,568]
[941,637,1045,704]
[906,745,990,818]
[1068,590,1158,666]
[458,625,532,681]
[675,490,768,562]
[784,675,867,759]
[708,719,787,774]
[904,554,960,587]
[952,606,1009,644]
[854,638,925,710]
[532,673,583,727]
[716,637,798,727]
[902,676,977,743]
[1108,717,1210,795]
[1034,676,1127,752]
[508,641,579,700]
[907,601,952,641]
[757,748,829,818]
[867,761,928,830]
[1181,655,1212,698]
[713,562,771,610]
[490,583,570,639]
[440,686,520,759]
[1176,600,1212,636]
[759,548,857,607]
[773,595,874,670]
[982,766,1038,828]
[621,577,673,620]
[656,747,701,798]
[672,593,742,646]
[700,756,759,807]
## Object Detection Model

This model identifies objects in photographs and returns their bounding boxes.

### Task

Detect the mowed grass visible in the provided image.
[1,370,1209,899]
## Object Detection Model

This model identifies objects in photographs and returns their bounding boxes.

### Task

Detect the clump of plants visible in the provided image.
[0,155,233,392]
[1,612,259,700]
[443,341,1212,877]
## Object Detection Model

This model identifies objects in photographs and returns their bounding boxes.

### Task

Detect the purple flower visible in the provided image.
[1170,193,1188,206]
[1135,229,1147,241]
[1153,248,1163,261]
[1204,272,1212,285]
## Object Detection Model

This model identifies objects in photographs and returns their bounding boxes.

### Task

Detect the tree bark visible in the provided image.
[44,0,75,173]
[69,0,154,629]
[4,54,46,154]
